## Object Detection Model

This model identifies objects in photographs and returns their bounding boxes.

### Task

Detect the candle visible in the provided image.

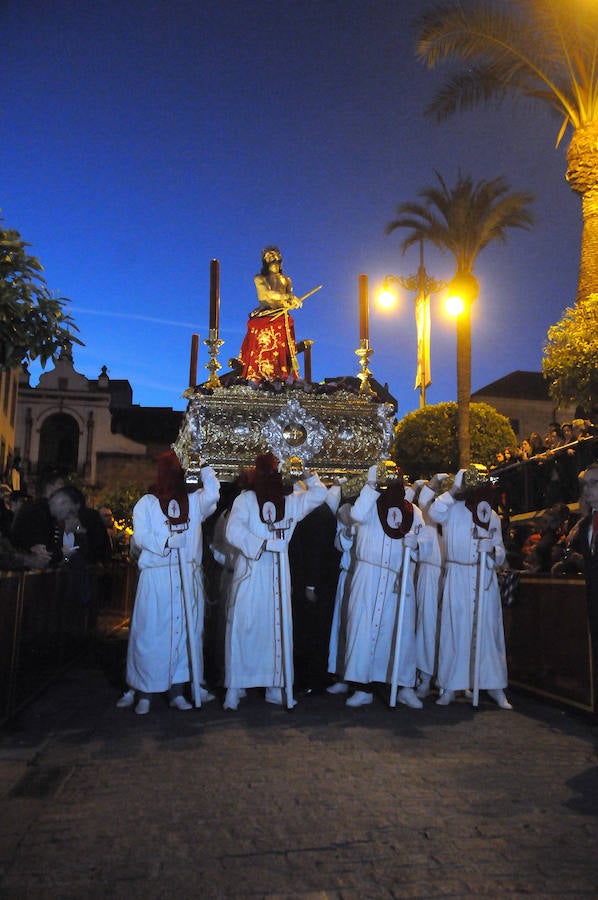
[209,258,220,335]
[358,273,369,344]
[303,339,313,382]
[189,333,199,387]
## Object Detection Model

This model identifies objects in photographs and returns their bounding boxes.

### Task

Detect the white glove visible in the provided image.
[367,464,379,485]
[477,537,493,555]
[403,532,418,550]
[266,538,286,553]
[167,532,187,549]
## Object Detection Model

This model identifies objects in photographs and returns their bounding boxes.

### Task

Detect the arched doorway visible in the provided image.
[38,413,79,474]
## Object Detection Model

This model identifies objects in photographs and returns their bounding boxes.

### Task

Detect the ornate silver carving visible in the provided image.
[262,398,328,468]
[173,385,397,482]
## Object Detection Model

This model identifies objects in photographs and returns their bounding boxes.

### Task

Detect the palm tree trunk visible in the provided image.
[566,122,598,307]
[456,304,471,468]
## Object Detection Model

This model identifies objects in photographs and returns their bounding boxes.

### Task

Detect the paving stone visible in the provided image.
[1,654,597,898]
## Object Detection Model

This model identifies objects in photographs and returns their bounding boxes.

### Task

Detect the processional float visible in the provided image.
[173,256,396,488]
[173,252,397,711]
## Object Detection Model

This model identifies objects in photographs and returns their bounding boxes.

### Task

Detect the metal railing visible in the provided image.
[0,560,136,722]
[492,435,598,516]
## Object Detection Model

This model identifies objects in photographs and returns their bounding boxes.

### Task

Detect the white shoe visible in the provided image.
[435,689,455,707]
[135,698,151,715]
[397,686,424,709]
[199,687,216,703]
[116,689,135,709]
[346,691,373,708]
[169,695,193,710]
[326,682,349,695]
[488,689,513,710]
[224,688,240,711]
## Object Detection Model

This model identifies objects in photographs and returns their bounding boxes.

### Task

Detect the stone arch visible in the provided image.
[38,412,80,474]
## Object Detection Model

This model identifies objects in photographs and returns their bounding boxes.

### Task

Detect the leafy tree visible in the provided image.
[386,170,532,466]
[542,294,598,412]
[0,216,82,370]
[415,0,598,308]
[391,401,517,481]
[96,483,145,531]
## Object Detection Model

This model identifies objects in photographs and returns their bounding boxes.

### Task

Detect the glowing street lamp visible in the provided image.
[378,240,445,408]
[445,271,479,468]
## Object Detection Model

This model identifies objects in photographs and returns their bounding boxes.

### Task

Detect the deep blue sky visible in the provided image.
[2,0,580,418]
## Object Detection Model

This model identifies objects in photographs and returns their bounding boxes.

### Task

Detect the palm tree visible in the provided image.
[386,171,533,466]
[415,0,598,308]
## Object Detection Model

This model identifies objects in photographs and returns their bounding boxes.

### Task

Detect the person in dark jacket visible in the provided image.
[567,463,598,715]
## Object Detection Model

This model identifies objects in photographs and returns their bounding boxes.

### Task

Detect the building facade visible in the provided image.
[471,370,577,440]
[14,348,183,497]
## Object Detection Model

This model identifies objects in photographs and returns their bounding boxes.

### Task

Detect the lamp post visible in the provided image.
[445,272,479,468]
[378,240,444,408]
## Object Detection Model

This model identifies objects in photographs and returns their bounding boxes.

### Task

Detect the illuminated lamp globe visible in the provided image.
[446,272,479,314]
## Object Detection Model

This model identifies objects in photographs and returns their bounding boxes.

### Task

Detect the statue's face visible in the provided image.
[262,248,282,270]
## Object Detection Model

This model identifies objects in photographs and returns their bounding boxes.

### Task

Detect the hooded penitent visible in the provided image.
[151,449,189,527]
[464,483,495,531]
[242,451,293,524]
[456,466,495,531]
[375,466,414,539]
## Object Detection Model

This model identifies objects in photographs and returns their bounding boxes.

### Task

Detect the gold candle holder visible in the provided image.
[355,338,375,397]
[204,329,224,389]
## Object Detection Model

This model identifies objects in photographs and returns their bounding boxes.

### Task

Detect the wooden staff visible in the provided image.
[278,549,295,711]
[177,545,202,708]
[471,528,493,707]
[268,515,295,709]
[389,540,413,708]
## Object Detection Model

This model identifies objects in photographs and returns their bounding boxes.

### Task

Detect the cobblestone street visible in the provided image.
[1,639,597,899]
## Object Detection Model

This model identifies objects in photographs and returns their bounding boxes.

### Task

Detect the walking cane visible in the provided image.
[177,547,203,708]
[277,549,295,710]
[471,527,493,708]
[267,515,295,710]
[389,534,416,708]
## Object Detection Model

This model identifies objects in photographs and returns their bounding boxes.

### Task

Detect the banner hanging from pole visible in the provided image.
[414,291,431,391]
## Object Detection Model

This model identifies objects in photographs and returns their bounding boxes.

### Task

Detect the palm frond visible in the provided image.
[415,0,598,130]
[385,170,533,274]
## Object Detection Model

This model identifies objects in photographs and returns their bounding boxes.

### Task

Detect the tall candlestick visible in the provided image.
[302,339,314,382]
[209,258,220,335]
[189,333,199,387]
[358,273,369,344]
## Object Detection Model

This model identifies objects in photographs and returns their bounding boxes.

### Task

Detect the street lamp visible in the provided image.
[378,240,445,408]
[445,271,479,468]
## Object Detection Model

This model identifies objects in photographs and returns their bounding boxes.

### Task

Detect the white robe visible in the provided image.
[224,473,327,689]
[414,483,445,678]
[126,468,220,693]
[343,484,425,687]
[428,492,508,692]
[327,505,355,677]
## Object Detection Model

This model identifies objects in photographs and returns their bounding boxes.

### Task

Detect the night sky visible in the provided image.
[2,0,580,419]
